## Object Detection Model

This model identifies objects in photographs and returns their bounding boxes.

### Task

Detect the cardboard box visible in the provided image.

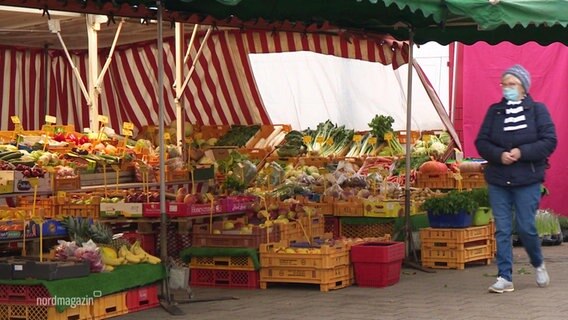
[13,172,51,193]
[0,171,14,194]
[100,202,144,218]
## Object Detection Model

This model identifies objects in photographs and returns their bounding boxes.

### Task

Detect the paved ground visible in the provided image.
[118,245,568,320]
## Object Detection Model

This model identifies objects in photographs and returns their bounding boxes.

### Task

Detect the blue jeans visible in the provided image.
[488,183,543,282]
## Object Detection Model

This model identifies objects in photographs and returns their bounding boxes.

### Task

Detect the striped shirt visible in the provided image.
[504,101,527,132]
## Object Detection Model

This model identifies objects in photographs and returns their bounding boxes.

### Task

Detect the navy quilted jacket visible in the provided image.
[475,95,557,187]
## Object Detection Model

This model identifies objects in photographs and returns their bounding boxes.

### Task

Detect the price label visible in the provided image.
[303,136,312,144]
[326,137,334,146]
[316,136,325,143]
[353,134,362,143]
[45,115,57,124]
[28,177,39,188]
[122,122,134,130]
[57,191,67,198]
[368,136,378,145]
[98,115,109,124]
[423,134,431,142]
[11,116,21,124]
[164,132,171,140]
[122,129,133,136]
[384,132,393,141]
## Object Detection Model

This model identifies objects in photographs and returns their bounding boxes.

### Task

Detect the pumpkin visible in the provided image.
[419,160,448,174]
[458,162,483,173]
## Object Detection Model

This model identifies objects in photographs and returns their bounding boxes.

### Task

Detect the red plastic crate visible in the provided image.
[0,284,50,304]
[324,216,340,239]
[121,232,156,255]
[353,260,403,287]
[126,284,160,313]
[350,241,406,263]
[350,241,405,288]
[190,268,259,289]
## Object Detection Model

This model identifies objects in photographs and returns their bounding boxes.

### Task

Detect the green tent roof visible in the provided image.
[2,0,567,45]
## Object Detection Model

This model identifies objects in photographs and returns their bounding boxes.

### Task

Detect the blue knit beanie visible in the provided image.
[503,64,531,93]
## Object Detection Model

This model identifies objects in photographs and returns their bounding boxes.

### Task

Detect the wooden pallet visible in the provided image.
[421,257,492,270]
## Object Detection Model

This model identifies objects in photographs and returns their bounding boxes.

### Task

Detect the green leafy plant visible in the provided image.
[421,190,478,216]
[469,187,489,208]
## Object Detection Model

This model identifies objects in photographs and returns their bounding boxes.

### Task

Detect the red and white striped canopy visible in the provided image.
[0,29,408,133]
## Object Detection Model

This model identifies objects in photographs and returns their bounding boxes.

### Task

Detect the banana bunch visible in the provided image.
[100,246,126,271]
[119,245,145,264]
[130,241,161,264]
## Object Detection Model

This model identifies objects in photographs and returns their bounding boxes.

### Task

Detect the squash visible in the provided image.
[419,160,448,174]
[458,161,483,173]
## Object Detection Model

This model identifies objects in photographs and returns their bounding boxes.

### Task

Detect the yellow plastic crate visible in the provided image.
[419,223,494,244]
[0,303,92,320]
[92,292,127,320]
[421,243,493,262]
[260,241,349,269]
[190,256,256,271]
[260,265,351,292]
[334,200,364,217]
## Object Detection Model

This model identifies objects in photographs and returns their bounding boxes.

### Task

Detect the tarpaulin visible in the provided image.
[459,42,568,215]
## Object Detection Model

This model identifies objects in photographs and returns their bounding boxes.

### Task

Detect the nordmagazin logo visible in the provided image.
[36,291,100,308]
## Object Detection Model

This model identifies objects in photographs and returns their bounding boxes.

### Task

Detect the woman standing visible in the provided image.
[475,64,557,293]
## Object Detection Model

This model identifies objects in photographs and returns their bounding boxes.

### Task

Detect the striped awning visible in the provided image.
[1,29,408,133]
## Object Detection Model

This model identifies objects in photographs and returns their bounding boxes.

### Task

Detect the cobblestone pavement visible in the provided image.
[117,245,568,320]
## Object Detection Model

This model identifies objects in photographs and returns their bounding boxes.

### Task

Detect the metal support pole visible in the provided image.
[175,22,184,147]
[86,15,100,131]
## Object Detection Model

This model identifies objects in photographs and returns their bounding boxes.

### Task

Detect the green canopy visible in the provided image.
[165,0,568,45]
[2,0,566,44]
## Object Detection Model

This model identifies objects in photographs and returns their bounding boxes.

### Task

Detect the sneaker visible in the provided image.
[536,264,550,288]
[488,277,514,293]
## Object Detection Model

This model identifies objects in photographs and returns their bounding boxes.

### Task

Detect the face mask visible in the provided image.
[503,87,520,101]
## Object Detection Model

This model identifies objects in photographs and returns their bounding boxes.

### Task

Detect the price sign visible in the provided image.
[326,137,334,146]
[122,122,134,131]
[98,115,109,124]
[11,116,21,124]
[316,136,325,144]
[164,132,171,141]
[122,129,133,136]
[423,134,431,143]
[303,136,312,144]
[57,191,67,198]
[45,115,57,124]
[353,134,362,143]
[384,132,393,141]
[368,136,378,145]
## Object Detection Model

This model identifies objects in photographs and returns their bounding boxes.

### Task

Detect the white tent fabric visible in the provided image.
[249,51,446,132]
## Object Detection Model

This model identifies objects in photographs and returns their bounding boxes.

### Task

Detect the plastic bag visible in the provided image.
[169,265,190,290]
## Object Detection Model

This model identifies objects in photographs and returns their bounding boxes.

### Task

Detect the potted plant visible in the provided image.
[421,190,478,228]
[469,188,493,226]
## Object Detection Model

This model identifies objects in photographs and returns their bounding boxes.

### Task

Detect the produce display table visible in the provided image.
[0,263,165,312]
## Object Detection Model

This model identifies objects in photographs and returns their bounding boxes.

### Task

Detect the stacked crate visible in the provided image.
[189,215,326,289]
[259,240,352,292]
[190,255,260,289]
[420,223,495,269]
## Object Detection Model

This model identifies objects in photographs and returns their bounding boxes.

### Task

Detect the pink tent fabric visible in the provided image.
[458,42,568,215]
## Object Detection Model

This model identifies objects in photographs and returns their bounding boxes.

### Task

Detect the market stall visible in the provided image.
[0,1,567,319]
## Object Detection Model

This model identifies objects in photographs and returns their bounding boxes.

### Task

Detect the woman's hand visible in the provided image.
[501,151,517,165]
